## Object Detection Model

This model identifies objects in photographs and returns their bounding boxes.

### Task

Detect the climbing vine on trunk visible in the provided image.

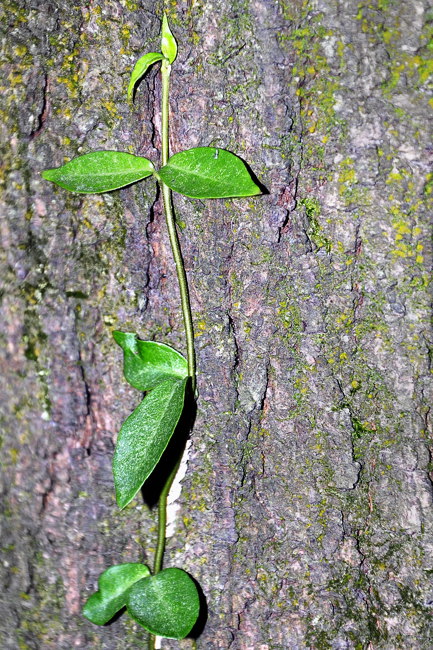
[42,13,262,647]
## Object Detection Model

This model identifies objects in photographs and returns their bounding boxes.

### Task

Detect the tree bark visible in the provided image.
[1,1,432,648]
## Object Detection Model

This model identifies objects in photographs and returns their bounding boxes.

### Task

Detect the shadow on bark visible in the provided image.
[187,576,208,640]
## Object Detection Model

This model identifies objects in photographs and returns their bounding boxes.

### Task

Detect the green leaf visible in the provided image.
[161,13,177,64]
[83,563,151,626]
[113,331,188,391]
[128,52,164,101]
[42,151,155,194]
[126,568,200,639]
[113,377,187,509]
[158,147,261,199]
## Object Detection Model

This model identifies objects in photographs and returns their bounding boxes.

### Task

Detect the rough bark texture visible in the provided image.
[1,0,432,648]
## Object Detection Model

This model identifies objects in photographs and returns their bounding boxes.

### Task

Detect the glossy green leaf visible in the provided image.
[113,331,188,391]
[126,568,200,638]
[42,151,155,194]
[113,377,187,509]
[161,13,177,64]
[128,52,164,101]
[83,563,151,626]
[158,147,261,199]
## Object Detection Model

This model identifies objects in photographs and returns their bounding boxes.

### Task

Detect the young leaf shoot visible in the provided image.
[161,13,177,64]
[128,52,164,100]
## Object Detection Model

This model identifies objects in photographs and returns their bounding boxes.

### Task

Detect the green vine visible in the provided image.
[42,14,261,646]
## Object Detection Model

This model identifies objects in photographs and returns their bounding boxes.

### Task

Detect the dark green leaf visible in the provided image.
[128,52,164,101]
[42,151,155,193]
[83,563,150,626]
[113,377,187,509]
[161,13,177,64]
[126,568,200,638]
[113,331,188,391]
[158,147,261,199]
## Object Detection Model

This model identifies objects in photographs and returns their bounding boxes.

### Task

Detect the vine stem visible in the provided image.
[148,58,196,650]
[160,60,196,388]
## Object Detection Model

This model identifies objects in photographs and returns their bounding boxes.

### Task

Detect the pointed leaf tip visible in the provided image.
[112,330,138,355]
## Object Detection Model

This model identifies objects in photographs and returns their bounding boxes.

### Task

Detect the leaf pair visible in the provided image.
[42,12,261,201]
[112,332,188,509]
[42,146,261,199]
[83,563,199,639]
[82,335,200,638]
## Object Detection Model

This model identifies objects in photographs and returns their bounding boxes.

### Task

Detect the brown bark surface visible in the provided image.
[1,1,432,648]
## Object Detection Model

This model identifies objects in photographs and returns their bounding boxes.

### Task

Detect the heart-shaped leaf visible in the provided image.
[83,563,151,626]
[42,151,155,193]
[113,377,187,509]
[128,52,164,100]
[113,331,188,391]
[126,568,200,638]
[158,147,261,199]
[161,13,177,64]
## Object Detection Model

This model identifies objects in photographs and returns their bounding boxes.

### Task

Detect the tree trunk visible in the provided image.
[1,1,432,648]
